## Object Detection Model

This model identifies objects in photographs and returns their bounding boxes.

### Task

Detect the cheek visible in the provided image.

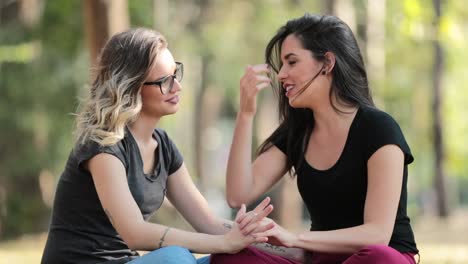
[141,85,158,96]
[140,86,164,109]
[298,67,312,78]
[290,68,306,82]
[141,86,162,101]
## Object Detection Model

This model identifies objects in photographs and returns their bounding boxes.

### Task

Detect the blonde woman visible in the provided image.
[41,28,273,264]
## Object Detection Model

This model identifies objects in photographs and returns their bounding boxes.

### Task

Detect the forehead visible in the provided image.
[148,48,175,79]
[280,34,305,57]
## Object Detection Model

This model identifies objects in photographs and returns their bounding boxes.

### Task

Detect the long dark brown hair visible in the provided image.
[258,14,374,176]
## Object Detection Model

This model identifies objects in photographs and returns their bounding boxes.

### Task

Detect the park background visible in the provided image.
[1,0,467,263]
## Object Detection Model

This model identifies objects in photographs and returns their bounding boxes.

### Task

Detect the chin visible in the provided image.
[163,106,179,116]
[148,107,179,118]
[288,98,304,108]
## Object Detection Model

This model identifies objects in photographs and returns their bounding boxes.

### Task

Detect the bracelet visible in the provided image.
[158,227,171,248]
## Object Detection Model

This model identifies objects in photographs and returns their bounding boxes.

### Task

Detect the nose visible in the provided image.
[171,79,182,93]
[277,65,287,82]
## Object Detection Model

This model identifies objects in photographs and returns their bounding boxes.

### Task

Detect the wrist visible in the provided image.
[289,232,301,248]
[237,111,255,121]
[220,234,232,253]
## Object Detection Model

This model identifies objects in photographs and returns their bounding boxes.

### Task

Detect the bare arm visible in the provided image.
[226,64,288,207]
[166,163,272,235]
[165,163,228,235]
[87,154,268,254]
[256,145,405,253]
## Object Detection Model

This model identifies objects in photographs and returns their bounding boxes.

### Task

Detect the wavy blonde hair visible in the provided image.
[74,28,167,146]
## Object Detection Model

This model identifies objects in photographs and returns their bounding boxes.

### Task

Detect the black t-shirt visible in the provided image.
[41,128,183,264]
[274,106,418,253]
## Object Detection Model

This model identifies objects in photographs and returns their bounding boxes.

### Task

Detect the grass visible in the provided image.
[1,209,468,263]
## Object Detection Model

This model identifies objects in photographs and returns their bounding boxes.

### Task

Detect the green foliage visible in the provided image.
[383,0,468,190]
[0,1,85,239]
[442,0,468,179]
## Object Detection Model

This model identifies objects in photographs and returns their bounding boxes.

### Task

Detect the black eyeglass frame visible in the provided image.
[143,61,183,95]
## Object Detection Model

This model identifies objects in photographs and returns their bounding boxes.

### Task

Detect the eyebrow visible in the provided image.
[283,53,298,60]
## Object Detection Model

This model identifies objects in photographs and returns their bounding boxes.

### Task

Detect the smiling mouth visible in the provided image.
[284,85,295,97]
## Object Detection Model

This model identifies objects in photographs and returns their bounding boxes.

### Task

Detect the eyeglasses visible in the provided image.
[143,62,183,94]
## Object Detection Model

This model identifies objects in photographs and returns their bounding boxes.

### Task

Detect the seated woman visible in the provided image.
[41,28,273,264]
[213,14,419,264]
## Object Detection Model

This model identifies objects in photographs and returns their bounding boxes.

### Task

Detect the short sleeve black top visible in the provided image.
[274,106,418,253]
[41,128,183,264]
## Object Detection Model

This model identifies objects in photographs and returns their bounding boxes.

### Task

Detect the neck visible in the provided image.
[127,113,160,144]
[310,97,358,135]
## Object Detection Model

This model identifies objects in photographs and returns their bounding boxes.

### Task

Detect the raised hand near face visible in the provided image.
[239,64,271,116]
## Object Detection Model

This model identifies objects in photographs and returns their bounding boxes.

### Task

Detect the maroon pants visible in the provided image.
[211,245,417,264]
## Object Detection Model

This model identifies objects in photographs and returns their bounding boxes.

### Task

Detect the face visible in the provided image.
[141,48,182,117]
[277,34,328,108]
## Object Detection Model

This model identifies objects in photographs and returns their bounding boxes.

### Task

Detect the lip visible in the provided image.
[283,83,295,97]
[165,95,180,104]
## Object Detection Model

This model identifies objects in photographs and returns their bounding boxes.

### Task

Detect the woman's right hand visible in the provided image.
[239,64,270,116]
[222,222,266,254]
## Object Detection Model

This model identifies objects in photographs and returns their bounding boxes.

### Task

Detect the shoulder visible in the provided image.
[154,128,177,148]
[358,106,406,139]
[360,106,400,129]
[358,106,414,164]
[73,136,129,169]
[154,127,170,141]
[154,128,184,174]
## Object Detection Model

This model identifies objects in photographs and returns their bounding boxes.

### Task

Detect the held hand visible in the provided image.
[222,197,275,254]
[239,64,270,116]
[222,221,268,254]
[235,197,274,235]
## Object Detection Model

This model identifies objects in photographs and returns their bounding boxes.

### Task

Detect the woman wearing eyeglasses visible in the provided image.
[41,28,274,264]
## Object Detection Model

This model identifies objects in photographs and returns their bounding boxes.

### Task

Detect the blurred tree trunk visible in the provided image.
[355,0,367,58]
[153,0,168,32]
[366,0,385,105]
[190,0,213,192]
[83,0,129,66]
[331,0,356,32]
[324,0,335,14]
[432,0,449,218]
[194,54,213,192]
[18,0,42,27]
[83,0,109,65]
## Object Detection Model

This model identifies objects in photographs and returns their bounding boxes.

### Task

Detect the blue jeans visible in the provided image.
[126,246,210,264]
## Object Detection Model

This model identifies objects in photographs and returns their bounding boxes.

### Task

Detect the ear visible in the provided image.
[323,52,336,74]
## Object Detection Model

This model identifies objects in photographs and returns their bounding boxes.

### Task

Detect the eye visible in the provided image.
[287,61,297,66]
